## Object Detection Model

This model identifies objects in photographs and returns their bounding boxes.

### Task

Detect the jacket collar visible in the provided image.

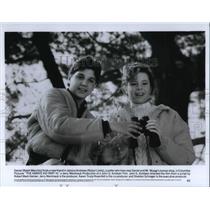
[67,89,87,117]
[122,103,170,119]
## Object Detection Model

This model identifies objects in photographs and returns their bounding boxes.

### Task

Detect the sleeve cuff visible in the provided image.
[102,120,112,138]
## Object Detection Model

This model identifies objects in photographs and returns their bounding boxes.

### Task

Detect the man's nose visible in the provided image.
[81,79,88,86]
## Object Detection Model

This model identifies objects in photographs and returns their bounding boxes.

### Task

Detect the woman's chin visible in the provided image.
[132,98,149,104]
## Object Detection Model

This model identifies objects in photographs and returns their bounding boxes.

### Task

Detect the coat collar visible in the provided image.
[67,89,87,117]
[121,103,170,119]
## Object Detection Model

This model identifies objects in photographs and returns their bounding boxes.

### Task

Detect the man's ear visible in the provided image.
[93,83,97,89]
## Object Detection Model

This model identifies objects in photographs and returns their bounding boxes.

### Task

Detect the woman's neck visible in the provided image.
[130,99,152,108]
[130,100,154,119]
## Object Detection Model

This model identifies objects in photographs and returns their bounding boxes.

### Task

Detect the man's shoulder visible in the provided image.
[44,88,68,96]
[42,88,72,100]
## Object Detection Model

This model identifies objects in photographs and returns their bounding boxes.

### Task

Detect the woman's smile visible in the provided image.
[135,91,144,97]
[127,72,151,104]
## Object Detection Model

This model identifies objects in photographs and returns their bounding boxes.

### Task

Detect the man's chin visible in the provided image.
[75,93,88,99]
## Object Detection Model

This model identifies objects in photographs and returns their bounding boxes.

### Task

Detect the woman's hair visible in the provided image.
[121,62,155,94]
[68,56,102,84]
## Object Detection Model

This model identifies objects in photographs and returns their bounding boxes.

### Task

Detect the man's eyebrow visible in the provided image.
[89,77,96,80]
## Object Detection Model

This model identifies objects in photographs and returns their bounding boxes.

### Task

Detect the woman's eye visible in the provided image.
[142,82,148,85]
[130,82,137,86]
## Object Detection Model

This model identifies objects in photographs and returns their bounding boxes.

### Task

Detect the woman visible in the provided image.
[99,63,195,165]
[26,56,140,165]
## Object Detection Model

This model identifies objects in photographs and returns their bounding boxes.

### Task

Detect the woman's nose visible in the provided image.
[136,84,142,90]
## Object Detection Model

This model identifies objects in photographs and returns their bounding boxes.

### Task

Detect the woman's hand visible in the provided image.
[109,121,141,139]
[145,119,161,137]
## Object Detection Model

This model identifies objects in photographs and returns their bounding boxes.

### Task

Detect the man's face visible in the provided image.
[68,69,96,100]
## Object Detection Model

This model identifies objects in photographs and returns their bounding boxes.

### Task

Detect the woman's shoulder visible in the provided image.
[153,105,190,135]
[151,104,182,120]
[150,105,178,132]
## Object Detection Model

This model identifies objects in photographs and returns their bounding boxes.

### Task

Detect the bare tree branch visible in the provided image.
[87,32,126,55]
[90,87,121,111]
[32,32,65,88]
[9,114,31,121]
[6,78,48,86]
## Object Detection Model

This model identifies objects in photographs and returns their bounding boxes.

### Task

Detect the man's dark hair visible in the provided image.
[68,56,102,84]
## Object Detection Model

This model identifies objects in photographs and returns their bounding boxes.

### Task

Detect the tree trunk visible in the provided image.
[141,32,194,122]
[32,32,65,88]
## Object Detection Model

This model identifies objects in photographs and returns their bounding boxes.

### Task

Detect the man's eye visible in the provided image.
[89,79,96,84]
[142,82,148,85]
[77,75,84,79]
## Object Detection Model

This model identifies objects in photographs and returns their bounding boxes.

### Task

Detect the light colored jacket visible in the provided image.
[100,104,195,165]
[27,88,104,165]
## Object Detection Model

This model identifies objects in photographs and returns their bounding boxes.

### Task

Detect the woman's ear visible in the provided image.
[93,80,97,88]
[121,85,127,95]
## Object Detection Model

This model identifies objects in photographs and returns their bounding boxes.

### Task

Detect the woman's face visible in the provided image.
[127,72,152,104]
[68,69,96,100]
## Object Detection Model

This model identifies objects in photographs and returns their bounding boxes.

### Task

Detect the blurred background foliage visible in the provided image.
[5,31,206,164]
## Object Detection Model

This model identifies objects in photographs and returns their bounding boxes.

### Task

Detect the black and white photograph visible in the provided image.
[1,23,209,186]
[1,0,210,208]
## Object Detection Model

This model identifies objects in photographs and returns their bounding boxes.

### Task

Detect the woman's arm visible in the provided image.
[156,111,195,165]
